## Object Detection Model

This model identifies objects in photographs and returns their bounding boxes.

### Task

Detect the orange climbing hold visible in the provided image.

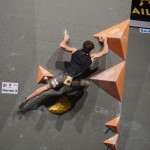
[90,61,126,101]
[93,20,130,60]
[105,116,120,133]
[37,65,54,84]
[103,134,119,150]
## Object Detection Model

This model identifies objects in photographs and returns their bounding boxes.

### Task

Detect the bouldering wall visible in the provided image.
[0,0,150,150]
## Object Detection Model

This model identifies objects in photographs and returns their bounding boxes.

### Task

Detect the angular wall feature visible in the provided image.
[90,61,126,101]
[103,134,119,150]
[37,65,54,84]
[93,20,130,60]
[105,116,120,133]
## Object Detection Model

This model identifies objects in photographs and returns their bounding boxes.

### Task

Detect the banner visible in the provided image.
[130,0,150,28]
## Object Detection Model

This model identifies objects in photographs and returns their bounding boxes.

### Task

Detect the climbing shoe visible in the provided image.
[18,99,28,109]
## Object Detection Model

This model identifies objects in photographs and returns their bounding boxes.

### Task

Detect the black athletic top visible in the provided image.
[66,50,92,78]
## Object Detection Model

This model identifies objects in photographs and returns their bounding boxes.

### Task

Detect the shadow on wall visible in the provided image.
[17,47,109,133]
[16,90,88,131]
[46,48,65,73]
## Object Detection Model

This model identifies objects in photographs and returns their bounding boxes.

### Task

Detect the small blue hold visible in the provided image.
[106,146,110,150]
[105,128,111,134]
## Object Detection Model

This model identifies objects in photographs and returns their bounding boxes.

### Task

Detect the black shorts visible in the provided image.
[50,72,90,91]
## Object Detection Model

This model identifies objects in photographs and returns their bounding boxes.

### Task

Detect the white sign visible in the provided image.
[1,82,18,94]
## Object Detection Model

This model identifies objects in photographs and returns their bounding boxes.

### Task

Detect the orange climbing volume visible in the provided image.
[37,65,54,84]
[93,20,130,60]
[105,116,120,133]
[103,134,119,150]
[90,61,126,101]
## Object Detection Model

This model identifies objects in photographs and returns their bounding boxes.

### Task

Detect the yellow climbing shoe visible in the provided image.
[48,97,72,114]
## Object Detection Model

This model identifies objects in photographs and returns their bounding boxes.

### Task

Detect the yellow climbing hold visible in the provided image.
[48,97,72,114]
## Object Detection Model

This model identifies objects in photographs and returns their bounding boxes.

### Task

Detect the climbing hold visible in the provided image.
[105,128,111,134]
[37,65,54,84]
[48,97,72,114]
[64,29,68,36]
[90,61,126,101]
[105,116,120,133]
[93,20,130,60]
[103,134,119,150]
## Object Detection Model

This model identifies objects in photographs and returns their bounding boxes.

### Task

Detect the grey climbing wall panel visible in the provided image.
[0,0,150,150]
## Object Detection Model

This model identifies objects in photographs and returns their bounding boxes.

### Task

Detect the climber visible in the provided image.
[19,30,108,110]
